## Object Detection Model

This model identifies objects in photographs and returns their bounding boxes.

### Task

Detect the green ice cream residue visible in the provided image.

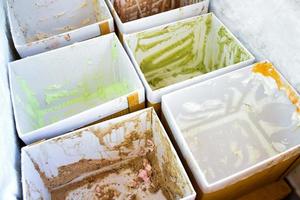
[45,89,78,105]
[17,77,46,129]
[132,14,251,90]
[140,32,194,73]
[138,28,170,40]
[201,14,212,66]
[135,36,172,52]
[17,75,130,131]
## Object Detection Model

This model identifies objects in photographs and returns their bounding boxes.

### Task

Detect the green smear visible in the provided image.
[157,42,193,69]
[136,36,172,52]
[137,28,170,40]
[148,77,163,87]
[140,32,194,73]
[201,14,212,64]
[17,76,130,131]
[132,14,251,90]
[17,77,46,129]
[45,89,79,105]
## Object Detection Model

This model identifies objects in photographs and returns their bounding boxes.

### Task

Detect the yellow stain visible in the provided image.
[252,62,300,113]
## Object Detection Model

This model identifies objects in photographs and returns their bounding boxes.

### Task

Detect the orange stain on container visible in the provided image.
[252,62,300,113]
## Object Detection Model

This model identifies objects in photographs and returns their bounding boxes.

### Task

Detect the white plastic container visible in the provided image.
[7,0,114,57]
[21,108,196,200]
[9,33,145,144]
[124,13,255,109]
[105,0,209,34]
[162,61,300,199]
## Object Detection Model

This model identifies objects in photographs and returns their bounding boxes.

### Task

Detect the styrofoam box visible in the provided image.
[123,13,255,105]
[162,61,300,195]
[105,0,209,34]
[9,33,145,144]
[21,108,196,200]
[7,0,114,57]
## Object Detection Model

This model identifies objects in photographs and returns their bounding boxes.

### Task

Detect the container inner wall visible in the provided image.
[22,109,194,199]
[165,64,300,184]
[9,0,110,44]
[151,111,194,198]
[11,35,137,134]
[22,151,50,199]
[126,13,252,90]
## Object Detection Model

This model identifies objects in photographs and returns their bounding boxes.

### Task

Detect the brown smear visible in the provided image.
[28,109,187,199]
[252,62,300,113]
[31,111,152,189]
[90,111,152,149]
[63,34,71,41]
[26,32,50,43]
[51,146,172,199]
[23,0,103,43]
[114,0,190,23]
[51,164,121,199]
[154,115,187,199]
[28,152,122,190]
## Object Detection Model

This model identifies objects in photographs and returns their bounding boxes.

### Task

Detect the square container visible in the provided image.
[9,33,145,144]
[21,108,196,200]
[7,0,114,57]
[162,61,300,199]
[105,0,209,34]
[124,13,255,113]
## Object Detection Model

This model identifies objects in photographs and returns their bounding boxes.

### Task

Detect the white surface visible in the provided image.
[210,0,300,194]
[162,62,300,192]
[210,0,300,92]
[0,1,21,199]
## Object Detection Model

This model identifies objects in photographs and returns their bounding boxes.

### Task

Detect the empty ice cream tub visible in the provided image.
[162,61,300,199]
[105,0,209,34]
[124,13,255,113]
[7,0,114,57]
[9,33,145,144]
[21,108,196,200]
